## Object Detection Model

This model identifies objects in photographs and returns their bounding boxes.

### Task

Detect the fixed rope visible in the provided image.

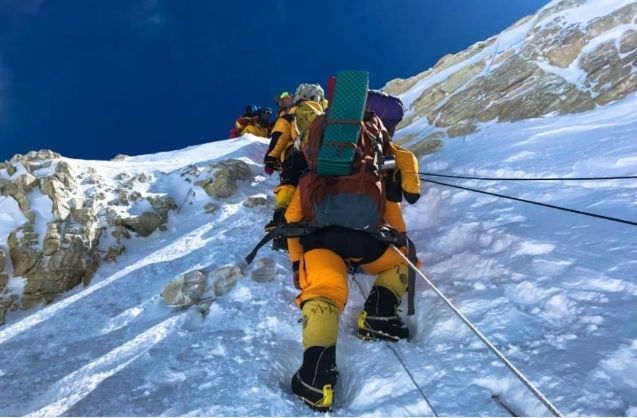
[391,246,563,417]
[350,272,439,417]
[420,177,637,227]
[419,172,637,181]
[384,342,439,417]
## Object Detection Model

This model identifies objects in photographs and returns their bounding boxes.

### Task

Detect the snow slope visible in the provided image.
[1,89,636,416]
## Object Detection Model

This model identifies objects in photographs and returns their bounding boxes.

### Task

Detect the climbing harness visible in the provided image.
[246,222,419,315]
[244,221,316,265]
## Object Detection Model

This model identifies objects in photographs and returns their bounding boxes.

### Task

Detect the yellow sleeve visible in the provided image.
[384,201,421,268]
[243,125,268,138]
[389,142,421,195]
[284,188,304,264]
[383,201,406,233]
[267,116,293,161]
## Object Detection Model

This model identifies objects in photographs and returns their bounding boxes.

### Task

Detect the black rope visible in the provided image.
[419,172,637,181]
[420,177,637,227]
[350,272,438,416]
[385,343,439,417]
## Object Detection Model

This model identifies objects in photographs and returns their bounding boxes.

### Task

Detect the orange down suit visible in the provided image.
[285,190,415,312]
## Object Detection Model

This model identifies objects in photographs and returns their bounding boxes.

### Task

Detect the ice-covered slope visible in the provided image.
[1,90,636,415]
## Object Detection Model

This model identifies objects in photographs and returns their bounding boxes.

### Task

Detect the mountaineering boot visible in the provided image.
[358,286,409,342]
[291,345,338,412]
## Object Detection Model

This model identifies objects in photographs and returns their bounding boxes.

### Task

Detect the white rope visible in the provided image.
[391,246,563,417]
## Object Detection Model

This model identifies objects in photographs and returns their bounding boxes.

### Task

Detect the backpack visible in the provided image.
[365,90,404,135]
[299,113,388,232]
[292,100,324,147]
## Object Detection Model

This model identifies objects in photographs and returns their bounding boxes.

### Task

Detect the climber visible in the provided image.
[273,91,294,118]
[262,84,326,251]
[230,105,273,139]
[283,99,421,412]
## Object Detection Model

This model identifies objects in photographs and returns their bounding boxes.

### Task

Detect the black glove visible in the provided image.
[384,170,403,203]
[403,189,421,204]
[384,169,421,204]
[292,260,300,290]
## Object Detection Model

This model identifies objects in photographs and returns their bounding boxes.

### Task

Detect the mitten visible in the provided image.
[264,155,278,175]
[384,170,403,203]
[292,261,300,290]
[403,188,421,204]
[389,143,421,204]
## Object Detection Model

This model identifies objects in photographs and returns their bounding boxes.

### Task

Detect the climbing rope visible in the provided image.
[420,177,637,227]
[419,172,637,181]
[350,271,439,417]
[384,342,439,417]
[390,247,563,417]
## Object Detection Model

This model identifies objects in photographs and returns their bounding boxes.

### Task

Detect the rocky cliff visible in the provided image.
[386,0,637,157]
[0,151,257,325]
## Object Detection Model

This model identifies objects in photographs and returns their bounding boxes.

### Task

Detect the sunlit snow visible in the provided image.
[1,0,637,415]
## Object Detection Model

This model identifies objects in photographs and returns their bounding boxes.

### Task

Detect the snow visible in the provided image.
[0,88,636,416]
[553,0,636,27]
[398,0,637,122]
[1,0,637,412]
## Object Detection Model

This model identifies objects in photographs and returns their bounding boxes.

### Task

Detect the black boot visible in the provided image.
[358,286,409,341]
[291,345,338,412]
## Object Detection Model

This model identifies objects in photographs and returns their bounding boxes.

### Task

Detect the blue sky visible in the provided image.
[0,0,551,161]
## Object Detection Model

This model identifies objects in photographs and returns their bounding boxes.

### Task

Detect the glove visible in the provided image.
[403,189,421,204]
[387,143,421,204]
[385,169,421,204]
[264,155,278,175]
[384,170,403,202]
[293,270,300,290]
[292,261,301,290]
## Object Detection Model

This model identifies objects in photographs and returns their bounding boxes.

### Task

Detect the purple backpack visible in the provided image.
[365,90,404,136]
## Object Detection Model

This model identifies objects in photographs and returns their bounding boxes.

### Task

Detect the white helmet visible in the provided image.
[293,83,324,103]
